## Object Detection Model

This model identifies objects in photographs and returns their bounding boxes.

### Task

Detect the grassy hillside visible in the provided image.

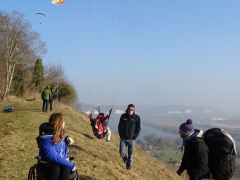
[0,96,185,180]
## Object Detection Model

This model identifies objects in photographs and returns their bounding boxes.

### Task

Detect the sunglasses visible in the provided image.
[128,109,134,111]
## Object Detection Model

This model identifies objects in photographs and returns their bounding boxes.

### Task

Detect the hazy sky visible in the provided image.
[2,1,240,112]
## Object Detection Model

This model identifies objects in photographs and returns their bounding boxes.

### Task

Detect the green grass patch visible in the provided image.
[153,149,183,162]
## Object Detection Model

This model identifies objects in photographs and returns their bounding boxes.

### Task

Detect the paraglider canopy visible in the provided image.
[52,0,66,5]
[34,12,47,17]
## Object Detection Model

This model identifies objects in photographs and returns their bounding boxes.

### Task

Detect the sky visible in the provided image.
[1,0,240,113]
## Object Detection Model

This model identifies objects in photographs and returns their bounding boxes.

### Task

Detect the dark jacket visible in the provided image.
[177,129,209,180]
[118,112,141,140]
[50,91,56,102]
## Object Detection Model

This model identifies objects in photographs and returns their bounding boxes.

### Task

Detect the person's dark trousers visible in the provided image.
[40,163,71,180]
[119,138,135,169]
[49,100,53,111]
[42,99,49,112]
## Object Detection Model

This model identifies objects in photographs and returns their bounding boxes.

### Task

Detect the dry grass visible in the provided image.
[0,97,186,180]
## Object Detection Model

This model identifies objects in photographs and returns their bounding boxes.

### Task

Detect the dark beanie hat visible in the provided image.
[179,119,194,135]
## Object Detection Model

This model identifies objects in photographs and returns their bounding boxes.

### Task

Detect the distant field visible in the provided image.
[143,118,240,147]
[153,149,183,162]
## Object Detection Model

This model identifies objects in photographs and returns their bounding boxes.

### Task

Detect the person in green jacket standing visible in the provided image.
[41,86,51,112]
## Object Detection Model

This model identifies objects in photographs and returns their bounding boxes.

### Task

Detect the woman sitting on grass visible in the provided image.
[36,113,77,180]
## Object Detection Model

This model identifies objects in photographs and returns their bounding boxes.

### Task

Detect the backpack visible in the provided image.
[2,106,15,113]
[203,128,237,180]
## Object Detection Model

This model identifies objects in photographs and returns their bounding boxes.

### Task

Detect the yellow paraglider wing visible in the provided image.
[52,0,66,5]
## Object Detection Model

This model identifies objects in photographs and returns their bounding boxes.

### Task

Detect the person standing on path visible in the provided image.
[49,87,56,112]
[41,86,51,112]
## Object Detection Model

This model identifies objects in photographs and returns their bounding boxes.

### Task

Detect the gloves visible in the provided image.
[132,135,136,140]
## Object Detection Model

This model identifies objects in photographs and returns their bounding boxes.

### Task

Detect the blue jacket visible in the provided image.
[37,124,74,170]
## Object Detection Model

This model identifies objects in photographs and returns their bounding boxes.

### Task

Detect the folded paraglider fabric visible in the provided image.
[2,106,15,113]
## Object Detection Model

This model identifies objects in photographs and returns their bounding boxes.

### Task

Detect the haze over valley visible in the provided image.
[76,103,240,143]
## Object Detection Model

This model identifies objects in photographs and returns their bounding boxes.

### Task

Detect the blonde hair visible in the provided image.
[49,113,64,145]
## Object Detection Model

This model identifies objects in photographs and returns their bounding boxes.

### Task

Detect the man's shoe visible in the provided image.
[127,167,133,171]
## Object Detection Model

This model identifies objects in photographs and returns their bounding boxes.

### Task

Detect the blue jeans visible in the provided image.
[119,138,135,169]
[42,99,49,112]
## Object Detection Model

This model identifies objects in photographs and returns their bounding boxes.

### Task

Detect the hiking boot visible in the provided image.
[127,167,133,171]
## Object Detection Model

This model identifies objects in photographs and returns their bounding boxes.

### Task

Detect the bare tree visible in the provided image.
[42,62,65,96]
[44,62,65,85]
[40,62,77,104]
[0,10,47,99]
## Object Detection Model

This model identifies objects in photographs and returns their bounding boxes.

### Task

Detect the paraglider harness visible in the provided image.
[90,108,112,139]
[91,119,107,138]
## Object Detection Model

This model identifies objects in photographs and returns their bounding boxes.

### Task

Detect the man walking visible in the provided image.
[41,86,51,112]
[176,119,211,180]
[118,104,141,171]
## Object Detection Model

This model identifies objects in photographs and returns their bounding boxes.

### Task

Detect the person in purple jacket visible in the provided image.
[37,113,76,180]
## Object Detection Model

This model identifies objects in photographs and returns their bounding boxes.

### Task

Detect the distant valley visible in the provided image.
[75,103,240,142]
